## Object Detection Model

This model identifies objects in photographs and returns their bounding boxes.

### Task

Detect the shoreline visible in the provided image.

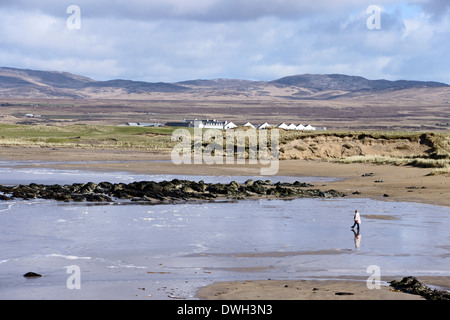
[0,146,448,207]
[1,145,449,300]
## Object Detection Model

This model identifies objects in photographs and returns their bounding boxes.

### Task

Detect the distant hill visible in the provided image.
[0,67,93,89]
[0,66,448,99]
[178,78,258,88]
[89,79,188,93]
[271,74,449,92]
[0,67,187,97]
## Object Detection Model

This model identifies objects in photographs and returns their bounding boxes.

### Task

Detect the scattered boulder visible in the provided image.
[389,276,450,300]
[23,272,42,278]
[335,292,354,296]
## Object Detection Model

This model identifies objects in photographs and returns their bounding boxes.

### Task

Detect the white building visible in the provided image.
[277,123,288,129]
[303,124,316,130]
[224,122,237,130]
[257,122,272,130]
[189,119,236,130]
[286,123,297,130]
[197,119,226,129]
[242,122,255,128]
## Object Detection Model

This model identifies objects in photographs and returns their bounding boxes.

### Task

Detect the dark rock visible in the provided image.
[79,182,97,194]
[244,179,254,187]
[113,189,133,199]
[0,179,345,204]
[389,276,450,300]
[335,292,354,296]
[84,194,113,202]
[54,193,73,202]
[293,181,314,187]
[23,272,42,278]
[0,194,11,201]
[113,183,124,191]
[321,189,343,198]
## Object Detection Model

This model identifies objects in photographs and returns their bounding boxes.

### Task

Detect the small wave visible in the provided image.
[47,254,91,260]
[0,203,14,212]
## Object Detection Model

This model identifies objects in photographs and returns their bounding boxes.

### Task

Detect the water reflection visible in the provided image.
[351,229,362,249]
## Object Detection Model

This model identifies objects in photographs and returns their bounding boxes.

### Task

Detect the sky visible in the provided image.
[0,0,449,83]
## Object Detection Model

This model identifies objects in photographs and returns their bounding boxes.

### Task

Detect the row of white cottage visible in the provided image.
[243,122,318,131]
[197,120,319,131]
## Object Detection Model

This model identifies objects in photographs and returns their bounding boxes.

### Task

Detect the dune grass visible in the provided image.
[0,124,448,174]
[283,130,450,173]
[334,155,450,168]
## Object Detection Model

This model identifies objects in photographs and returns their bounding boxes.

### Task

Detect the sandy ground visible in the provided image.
[197,276,450,300]
[196,278,424,300]
[1,145,449,300]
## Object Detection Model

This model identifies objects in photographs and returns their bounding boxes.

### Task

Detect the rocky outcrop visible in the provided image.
[0,179,344,203]
[389,276,450,300]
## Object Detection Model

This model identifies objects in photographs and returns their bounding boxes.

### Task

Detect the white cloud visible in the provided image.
[0,0,448,83]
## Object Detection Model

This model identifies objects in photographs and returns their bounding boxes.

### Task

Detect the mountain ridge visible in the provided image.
[271,73,448,92]
[0,66,448,99]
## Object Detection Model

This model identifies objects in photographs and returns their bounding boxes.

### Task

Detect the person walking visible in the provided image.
[351,209,361,230]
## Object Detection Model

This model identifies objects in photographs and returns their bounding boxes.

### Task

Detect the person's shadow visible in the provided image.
[351,229,362,249]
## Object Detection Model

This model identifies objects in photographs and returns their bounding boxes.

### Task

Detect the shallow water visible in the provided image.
[0,160,335,185]
[0,164,449,299]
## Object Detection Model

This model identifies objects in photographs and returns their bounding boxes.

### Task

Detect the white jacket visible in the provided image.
[354,212,361,224]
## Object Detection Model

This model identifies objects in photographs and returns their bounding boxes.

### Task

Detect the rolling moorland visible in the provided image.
[0,67,448,175]
[0,66,449,131]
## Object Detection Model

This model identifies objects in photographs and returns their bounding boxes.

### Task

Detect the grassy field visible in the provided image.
[0,124,182,150]
[0,124,448,173]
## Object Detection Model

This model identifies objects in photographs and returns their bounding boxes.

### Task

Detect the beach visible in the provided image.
[0,145,449,300]
[1,145,448,207]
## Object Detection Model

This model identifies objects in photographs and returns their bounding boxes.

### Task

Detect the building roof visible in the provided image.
[257,122,272,129]
[286,123,297,129]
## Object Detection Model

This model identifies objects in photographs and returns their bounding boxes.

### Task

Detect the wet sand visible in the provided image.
[197,276,450,300]
[196,278,424,300]
[1,146,448,207]
[1,146,449,300]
